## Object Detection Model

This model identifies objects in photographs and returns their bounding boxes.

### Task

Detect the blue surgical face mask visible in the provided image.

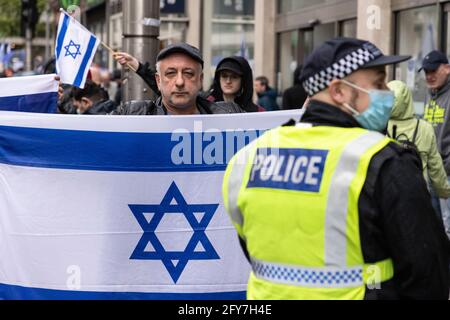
[341,80,394,132]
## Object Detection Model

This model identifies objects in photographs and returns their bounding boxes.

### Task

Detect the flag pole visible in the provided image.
[101,41,137,73]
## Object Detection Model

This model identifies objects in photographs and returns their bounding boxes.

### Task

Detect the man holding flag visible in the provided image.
[0,9,94,114]
[53,9,244,116]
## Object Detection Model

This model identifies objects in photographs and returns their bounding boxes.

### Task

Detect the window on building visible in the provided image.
[160,0,188,46]
[278,30,299,92]
[276,28,315,93]
[109,13,122,50]
[203,0,255,89]
[340,19,357,38]
[91,20,108,67]
[302,29,314,59]
[211,22,254,67]
[313,23,336,49]
[211,0,255,66]
[278,0,327,13]
[444,5,450,63]
[159,21,187,45]
[278,0,352,14]
[214,0,254,18]
[395,5,438,116]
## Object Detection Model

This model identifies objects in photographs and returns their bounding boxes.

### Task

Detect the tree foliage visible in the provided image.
[0,0,48,38]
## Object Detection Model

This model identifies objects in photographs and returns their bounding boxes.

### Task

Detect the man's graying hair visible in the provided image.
[155,57,203,76]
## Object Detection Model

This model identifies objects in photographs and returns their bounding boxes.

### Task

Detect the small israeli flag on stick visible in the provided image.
[55,9,100,89]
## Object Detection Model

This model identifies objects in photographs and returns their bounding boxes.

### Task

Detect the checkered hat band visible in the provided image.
[252,259,364,288]
[302,48,375,96]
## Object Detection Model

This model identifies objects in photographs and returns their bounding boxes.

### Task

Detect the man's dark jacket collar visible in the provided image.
[301,99,363,129]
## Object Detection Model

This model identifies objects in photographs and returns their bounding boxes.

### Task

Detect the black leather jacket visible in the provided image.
[111,95,244,115]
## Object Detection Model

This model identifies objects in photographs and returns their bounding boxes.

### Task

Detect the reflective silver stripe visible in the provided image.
[324,132,386,267]
[252,258,363,288]
[226,142,256,228]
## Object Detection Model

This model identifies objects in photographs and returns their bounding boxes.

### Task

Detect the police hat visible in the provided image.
[300,37,411,96]
[157,43,204,68]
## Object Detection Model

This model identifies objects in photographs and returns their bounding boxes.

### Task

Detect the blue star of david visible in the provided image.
[129,182,220,283]
[64,40,82,59]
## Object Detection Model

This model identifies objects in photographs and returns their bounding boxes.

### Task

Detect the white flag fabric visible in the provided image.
[0,74,58,113]
[55,11,100,89]
[0,110,302,300]
[0,43,5,64]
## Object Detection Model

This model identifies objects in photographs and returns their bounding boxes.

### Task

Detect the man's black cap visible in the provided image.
[216,60,243,76]
[157,43,204,68]
[300,37,411,96]
[419,50,449,72]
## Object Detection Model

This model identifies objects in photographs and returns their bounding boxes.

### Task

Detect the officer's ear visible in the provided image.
[328,79,347,105]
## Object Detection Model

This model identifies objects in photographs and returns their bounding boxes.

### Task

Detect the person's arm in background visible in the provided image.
[376,146,450,299]
[113,52,160,96]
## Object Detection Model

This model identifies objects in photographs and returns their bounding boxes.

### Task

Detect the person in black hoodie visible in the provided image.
[208,56,260,112]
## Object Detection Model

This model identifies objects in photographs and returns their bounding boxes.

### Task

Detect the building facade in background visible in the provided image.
[96,0,257,91]
[58,0,450,113]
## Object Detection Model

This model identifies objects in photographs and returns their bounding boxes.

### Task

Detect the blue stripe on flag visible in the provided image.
[0,92,57,113]
[0,283,246,300]
[55,13,70,59]
[0,126,259,172]
[74,35,98,88]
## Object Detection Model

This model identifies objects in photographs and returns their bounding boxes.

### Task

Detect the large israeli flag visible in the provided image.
[55,10,100,89]
[0,74,58,113]
[0,110,301,300]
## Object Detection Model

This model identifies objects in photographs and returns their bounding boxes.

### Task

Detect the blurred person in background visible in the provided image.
[254,76,279,111]
[208,56,261,112]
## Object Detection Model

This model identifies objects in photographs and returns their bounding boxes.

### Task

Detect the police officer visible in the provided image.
[223,38,450,300]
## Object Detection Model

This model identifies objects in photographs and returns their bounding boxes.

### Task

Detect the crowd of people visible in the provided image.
[1,37,450,299]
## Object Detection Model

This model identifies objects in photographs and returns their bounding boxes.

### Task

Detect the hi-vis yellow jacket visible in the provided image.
[223,124,394,300]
